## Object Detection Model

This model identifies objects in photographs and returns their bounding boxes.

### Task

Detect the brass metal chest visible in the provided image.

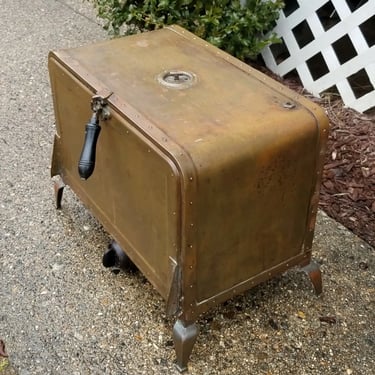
[49,25,328,372]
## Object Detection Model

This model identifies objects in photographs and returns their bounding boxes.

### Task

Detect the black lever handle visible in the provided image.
[78,113,101,180]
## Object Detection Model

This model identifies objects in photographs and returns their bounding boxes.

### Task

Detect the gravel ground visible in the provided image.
[0,1,374,374]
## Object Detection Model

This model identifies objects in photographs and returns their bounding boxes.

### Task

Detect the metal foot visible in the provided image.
[173,320,199,373]
[53,177,65,209]
[301,260,322,295]
[102,241,137,272]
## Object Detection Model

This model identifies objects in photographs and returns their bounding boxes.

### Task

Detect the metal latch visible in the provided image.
[91,94,111,120]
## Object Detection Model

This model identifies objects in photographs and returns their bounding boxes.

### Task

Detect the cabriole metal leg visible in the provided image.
[302,260,322,295]
[53,177,65,209]
[173,319,199,373]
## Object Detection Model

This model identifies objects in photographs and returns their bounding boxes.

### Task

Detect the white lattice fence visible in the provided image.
[261,0,375,113]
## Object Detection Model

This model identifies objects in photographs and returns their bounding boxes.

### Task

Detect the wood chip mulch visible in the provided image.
[317,96,375,248]
[254,65,375,248]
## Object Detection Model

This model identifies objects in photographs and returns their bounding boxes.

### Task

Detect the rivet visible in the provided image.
[190,285,193,288]
[147,149,151,153]
[286,263,289,267]
[189,177,193,181]
[126,130,129,134]
[189,201,193,205]
[172,212,176,215]
[171,174,174,177]
[189,244,193,248]
[190,223,194,227]
[189,265,193,269]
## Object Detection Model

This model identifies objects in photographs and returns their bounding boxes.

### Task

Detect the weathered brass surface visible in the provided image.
[49,25,328,371]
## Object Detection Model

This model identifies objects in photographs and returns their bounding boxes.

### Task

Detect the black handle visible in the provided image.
[78,113,101,180]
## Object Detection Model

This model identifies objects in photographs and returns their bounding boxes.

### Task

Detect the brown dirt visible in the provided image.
[254,65,375,248]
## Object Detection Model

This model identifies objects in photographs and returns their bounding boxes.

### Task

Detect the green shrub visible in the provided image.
[88,0,284,60]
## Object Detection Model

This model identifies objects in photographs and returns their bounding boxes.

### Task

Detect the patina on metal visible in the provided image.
[49,25,329,372]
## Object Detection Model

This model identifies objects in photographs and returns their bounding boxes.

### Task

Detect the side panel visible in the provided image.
[194,110,318,303]
[49,58,180,299]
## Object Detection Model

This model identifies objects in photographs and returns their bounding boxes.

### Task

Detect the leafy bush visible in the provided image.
[88,0,284,60]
